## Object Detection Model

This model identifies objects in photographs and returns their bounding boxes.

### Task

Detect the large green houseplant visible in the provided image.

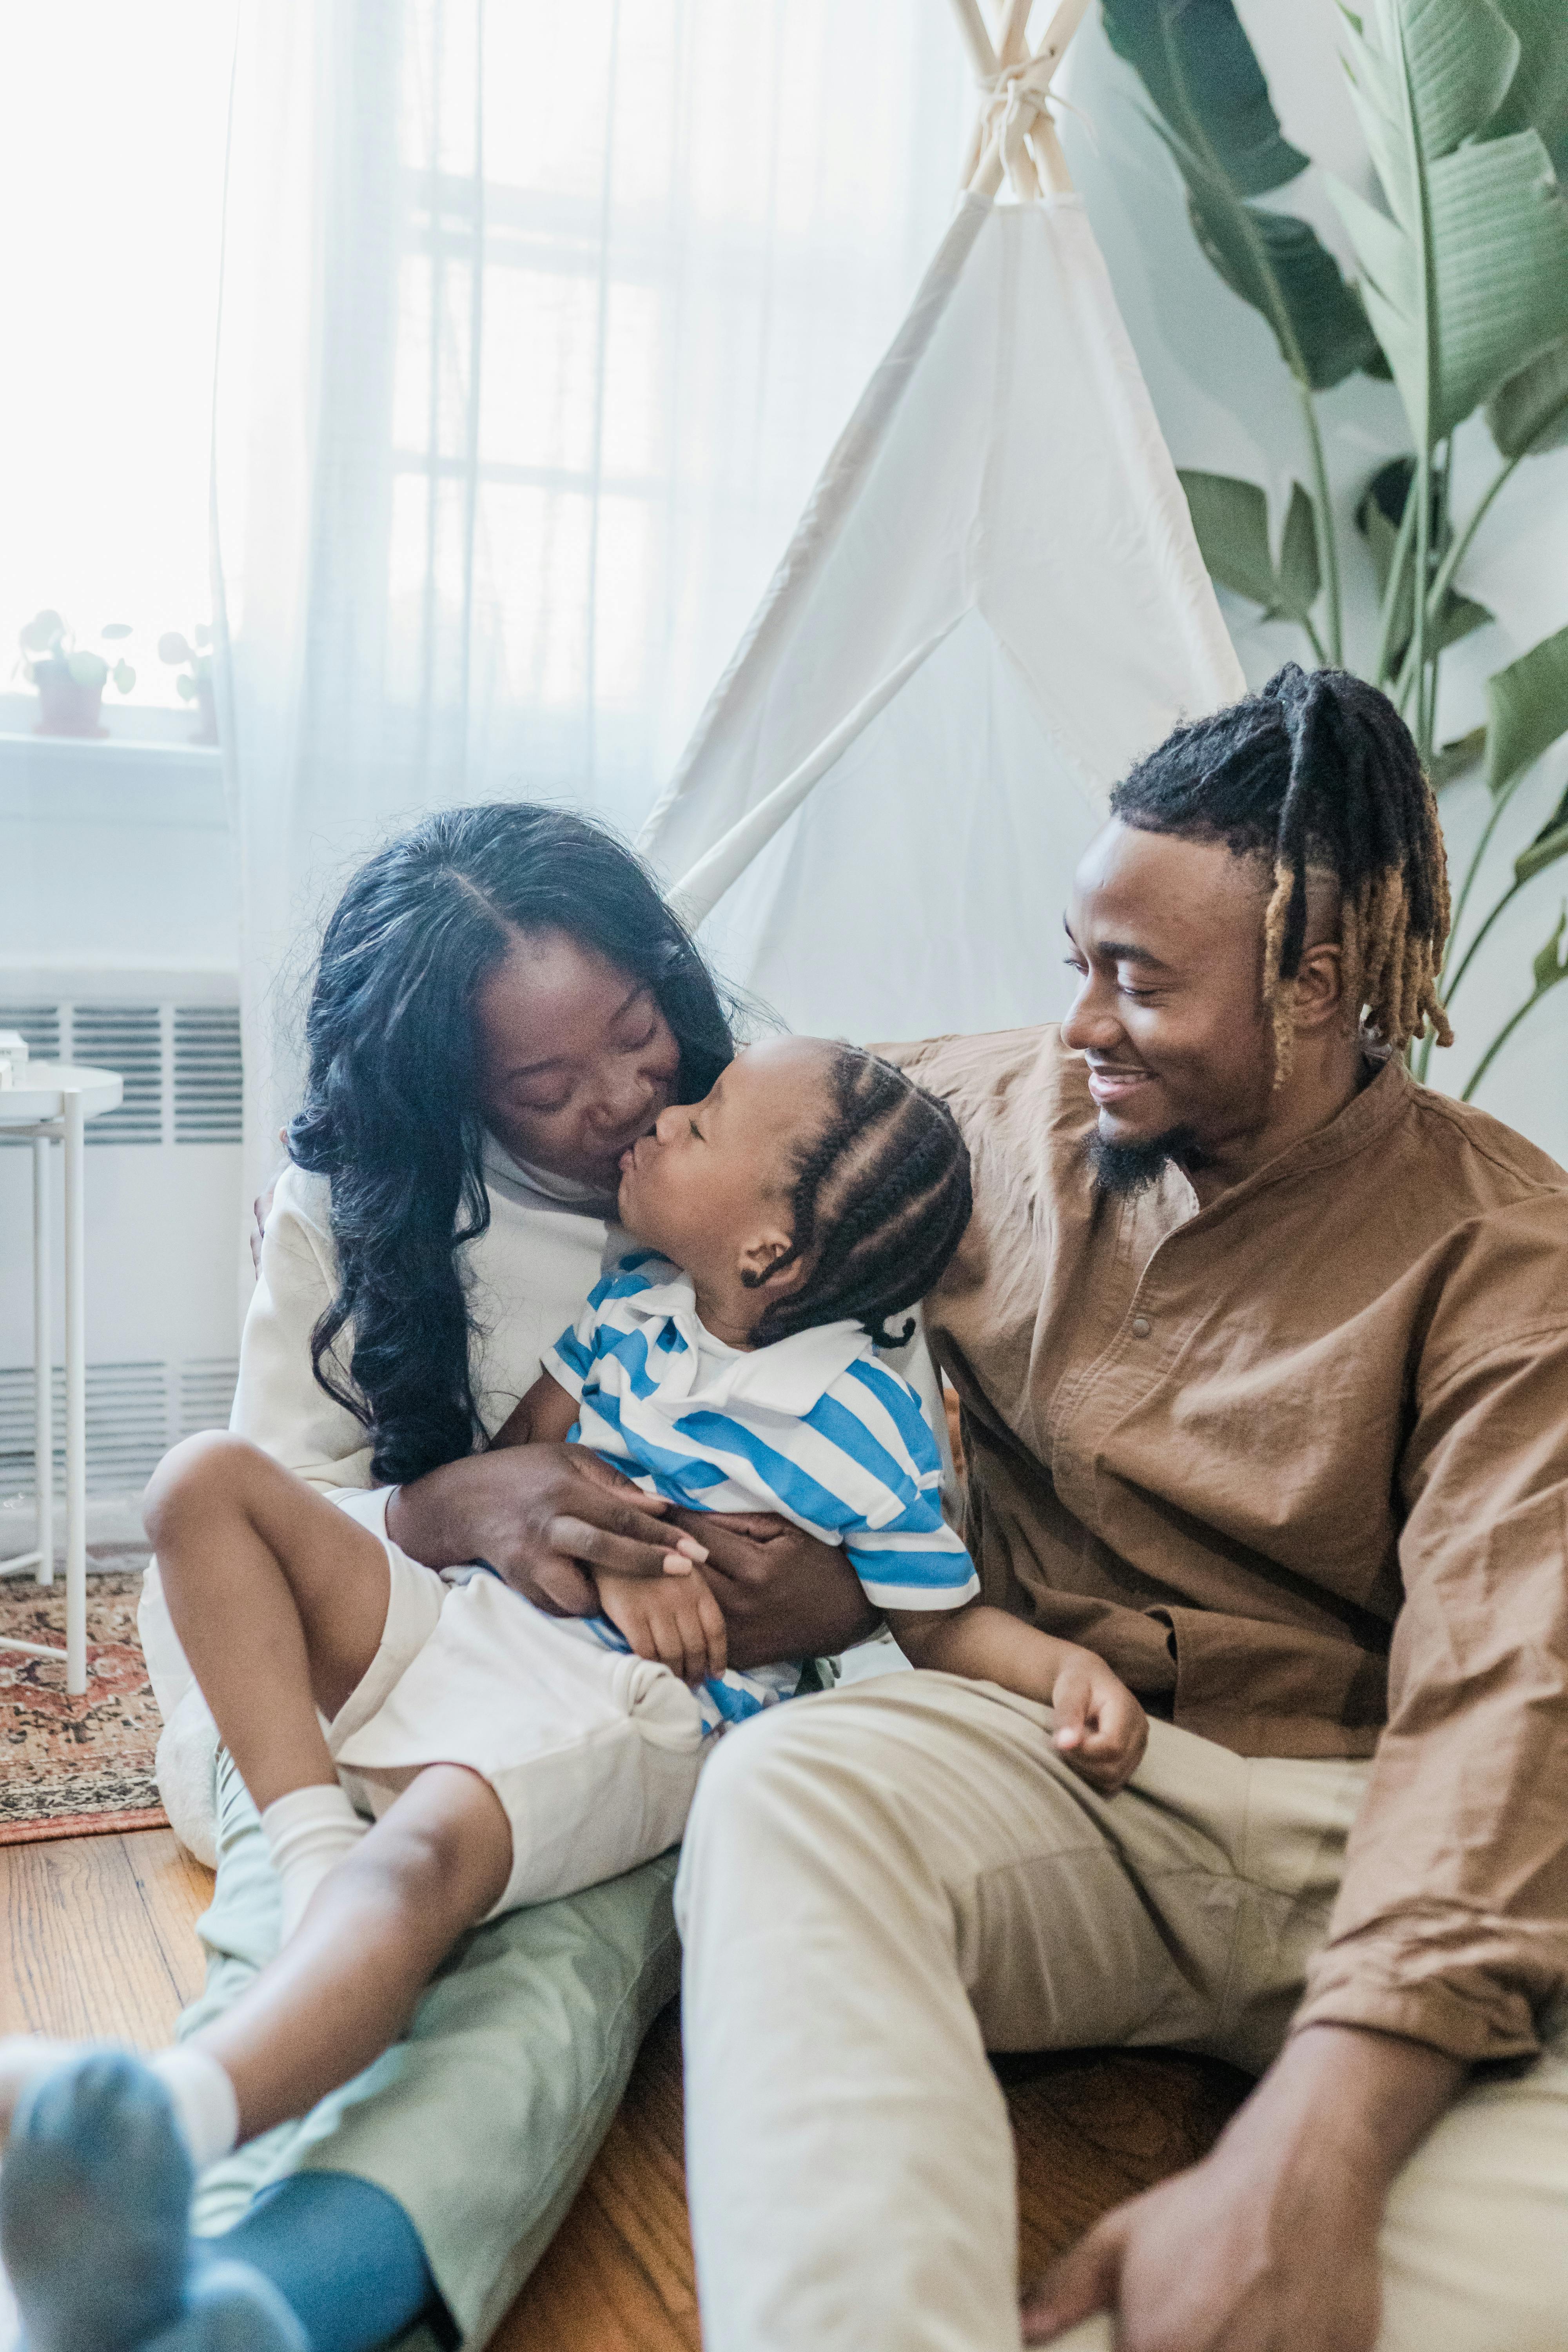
[1102,0,1568,1100]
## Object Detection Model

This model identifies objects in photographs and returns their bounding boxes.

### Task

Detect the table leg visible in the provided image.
[33,1135,53,1587]
[64,1093,86,1697]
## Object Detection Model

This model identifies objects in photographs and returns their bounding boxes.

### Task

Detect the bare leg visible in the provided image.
[144,1431,392,1808]
[196,1763,512,2141]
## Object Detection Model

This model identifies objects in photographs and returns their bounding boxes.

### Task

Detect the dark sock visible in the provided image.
[145,2265,310,2352]
[0,2052,303,2352]
[206,2174,443,2352]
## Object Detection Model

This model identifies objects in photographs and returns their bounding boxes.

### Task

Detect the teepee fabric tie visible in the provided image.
[976,54,1061,198]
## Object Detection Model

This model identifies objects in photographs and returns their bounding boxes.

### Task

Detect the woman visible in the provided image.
[139,805,876,2352]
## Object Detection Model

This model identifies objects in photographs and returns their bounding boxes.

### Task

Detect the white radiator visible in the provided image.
[0,971,243,1553]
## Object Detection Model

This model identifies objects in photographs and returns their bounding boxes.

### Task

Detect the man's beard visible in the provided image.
[1085,1124,1201,1196]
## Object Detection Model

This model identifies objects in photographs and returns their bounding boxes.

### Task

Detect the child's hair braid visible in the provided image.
[746,1048,973,1348]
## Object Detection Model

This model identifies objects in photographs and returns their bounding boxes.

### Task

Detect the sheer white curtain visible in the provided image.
[213,0,967,1200]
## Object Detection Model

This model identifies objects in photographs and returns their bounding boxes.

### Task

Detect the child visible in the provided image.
[0,1036,1145,2352]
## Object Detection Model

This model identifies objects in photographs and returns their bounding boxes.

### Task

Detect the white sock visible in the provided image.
[0,2036,80,2136]
[0,2037,238,2169]
[150,2044,240,2169]
[261,1782,369,1943]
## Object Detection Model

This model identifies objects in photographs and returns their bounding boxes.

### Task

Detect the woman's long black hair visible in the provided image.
[288,804,734,1485]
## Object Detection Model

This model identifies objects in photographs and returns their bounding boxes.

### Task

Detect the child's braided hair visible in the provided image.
[1111,662,1452,1078]
[746,1047,973,1348]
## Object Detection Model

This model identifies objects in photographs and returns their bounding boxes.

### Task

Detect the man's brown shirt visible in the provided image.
[891,1025,1568,2062]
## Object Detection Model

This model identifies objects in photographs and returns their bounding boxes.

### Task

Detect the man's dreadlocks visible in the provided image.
[745,1047,973,1349]
[1111,663,1452,1078]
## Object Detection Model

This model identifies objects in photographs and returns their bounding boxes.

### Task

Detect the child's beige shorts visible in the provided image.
[327,1537,711,1919]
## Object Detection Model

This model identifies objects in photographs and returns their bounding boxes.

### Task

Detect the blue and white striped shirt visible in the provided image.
[544,1253,978,1726]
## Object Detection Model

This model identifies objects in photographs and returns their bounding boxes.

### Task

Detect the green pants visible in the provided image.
[179,1752,682,2349]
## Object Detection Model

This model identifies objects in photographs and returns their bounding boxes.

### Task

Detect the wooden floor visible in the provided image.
[1,1828,1248,2349]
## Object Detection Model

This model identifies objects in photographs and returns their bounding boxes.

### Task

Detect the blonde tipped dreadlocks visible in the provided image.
[1112,663,1452,1083]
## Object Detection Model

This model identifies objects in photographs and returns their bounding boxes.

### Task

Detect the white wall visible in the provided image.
[0,704,241,1544]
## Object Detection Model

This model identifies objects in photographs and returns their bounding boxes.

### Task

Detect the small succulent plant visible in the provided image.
[16,610,135,695]
[158,624,212,700]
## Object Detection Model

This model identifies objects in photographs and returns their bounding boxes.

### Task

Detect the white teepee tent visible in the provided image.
[637,0,1244,1044]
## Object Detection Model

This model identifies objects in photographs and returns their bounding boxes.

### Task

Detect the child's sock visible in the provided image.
[150,2045,241,2170]
[261,1782,368,1942]
[0,2037,80,2135]
[0,2041,238,2171]
[0,2051,302,2352]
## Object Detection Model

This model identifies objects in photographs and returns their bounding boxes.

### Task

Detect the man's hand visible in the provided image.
[387,1445,706,1619]
[598,1565,728,1685]
[1021,2025,1463,2351]
[665,1508,880,1672]
[1049,1648,1147,1793]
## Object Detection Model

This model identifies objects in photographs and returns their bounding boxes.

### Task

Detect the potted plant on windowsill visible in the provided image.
[16,610,135,737]
[158,625,217,744]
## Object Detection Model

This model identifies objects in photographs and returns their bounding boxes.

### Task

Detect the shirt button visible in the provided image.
[1131,1315,1151,1338]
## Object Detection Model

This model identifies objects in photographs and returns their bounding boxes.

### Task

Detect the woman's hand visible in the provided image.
[664,1509,880,1671]
[387,1445,705,1619]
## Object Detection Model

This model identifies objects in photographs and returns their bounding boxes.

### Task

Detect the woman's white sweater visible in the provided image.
[139,1145,624,1729]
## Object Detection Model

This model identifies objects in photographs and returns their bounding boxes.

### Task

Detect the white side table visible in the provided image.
[0,1064,123,1695]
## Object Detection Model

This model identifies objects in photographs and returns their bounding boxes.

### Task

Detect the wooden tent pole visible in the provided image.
[670,617,965,928]
[998,0,1035,67]
[964,0,1090,200]
[1030,0,1092,92]
[949,0,998,187]
[947,0,998,82]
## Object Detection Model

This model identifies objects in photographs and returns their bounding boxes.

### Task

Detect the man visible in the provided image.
[677,663,1568,2352]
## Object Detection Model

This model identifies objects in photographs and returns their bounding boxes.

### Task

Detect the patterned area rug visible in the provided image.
[0,1558,167,1843]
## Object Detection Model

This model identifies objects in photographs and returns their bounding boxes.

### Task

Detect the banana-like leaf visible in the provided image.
[1518,799,1568,885]
[1430,725,1488,786]
[1531,905,1568,991]
[1436,592,1494,652]
[1487,622,1568,795]
[1178,469,1323,630]
[1492,0,1568,152]
[1355,456,1493,662]
[1332,0,1568,441]
[1101,0,1308,196]
[1277,483,1321,615]
[1486,335,1568,457]
[1178,470,1276,605]
[1158,129,1382,388]
[1465,902,1568,1099]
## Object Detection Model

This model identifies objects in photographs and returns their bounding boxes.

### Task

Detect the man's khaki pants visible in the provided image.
[676,1672,1568,2352]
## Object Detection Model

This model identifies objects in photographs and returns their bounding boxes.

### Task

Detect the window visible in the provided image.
[371,0,967,818]
[0,2,237,717]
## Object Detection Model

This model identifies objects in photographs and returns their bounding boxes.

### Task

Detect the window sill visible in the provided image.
[0,708,226,828]
[0,688,218,754]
